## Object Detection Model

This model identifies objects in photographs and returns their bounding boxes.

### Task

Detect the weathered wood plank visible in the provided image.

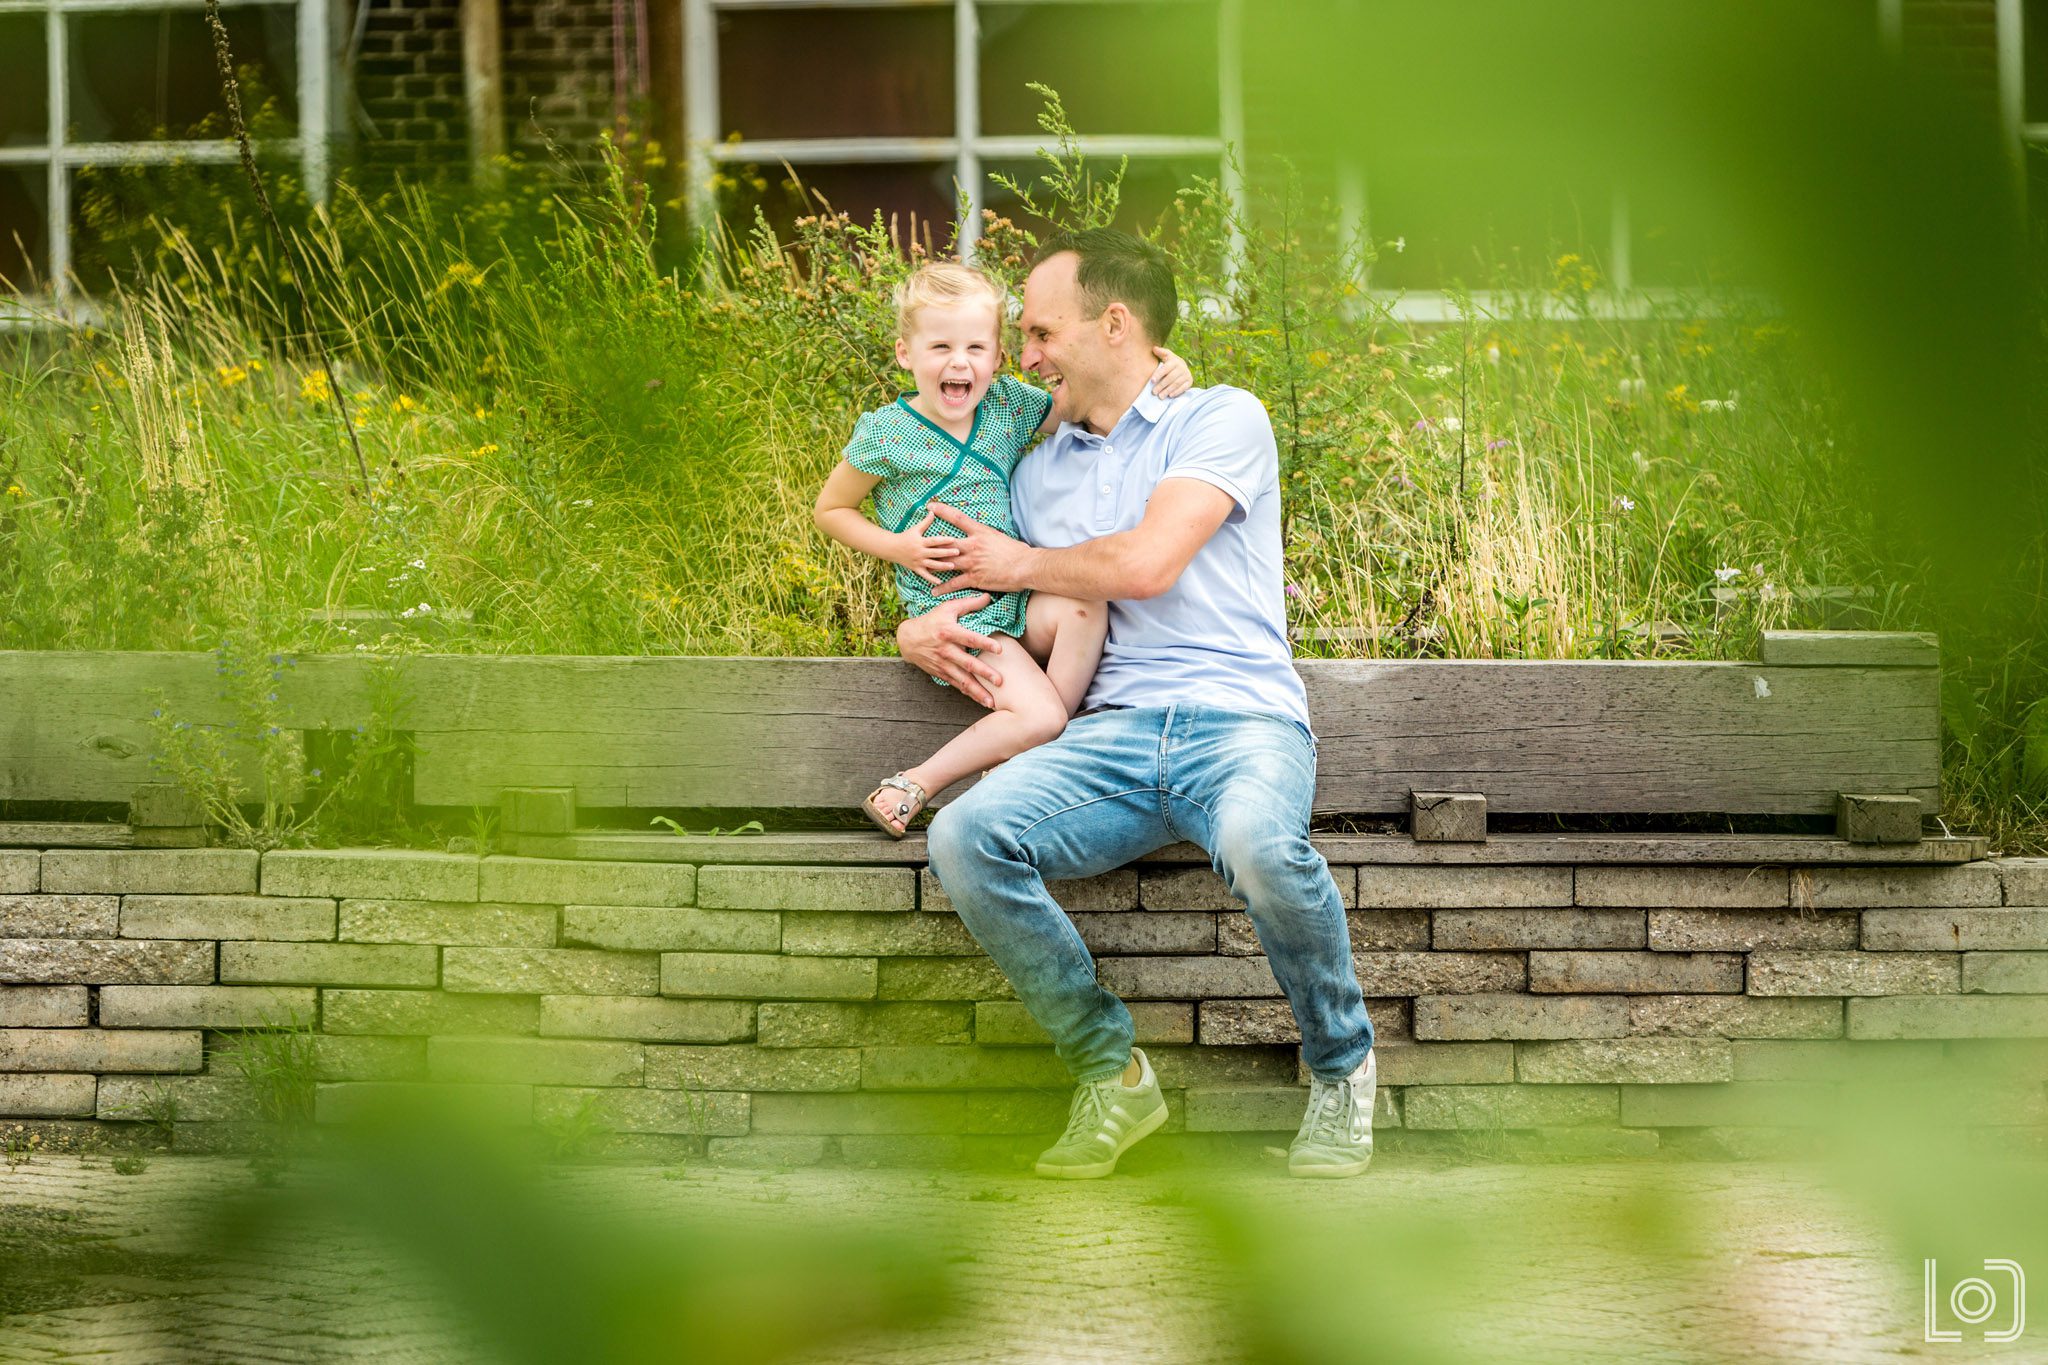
[0,823,135,849]
[508,831,1989,868]
[399,656,1939,815]
[1,649,1941,817]
[0,653,374,803]
[1760,630,1938,667]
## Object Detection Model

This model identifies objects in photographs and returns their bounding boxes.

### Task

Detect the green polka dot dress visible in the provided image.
[843,374,1055,646]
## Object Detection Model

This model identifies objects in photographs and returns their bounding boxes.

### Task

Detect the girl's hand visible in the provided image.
[892,508,961,585]
[1151,346,1194,399]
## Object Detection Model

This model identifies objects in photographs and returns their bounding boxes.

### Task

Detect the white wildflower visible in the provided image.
[1423,364,1454,380]
[1442,414,1463,432]
[1618,378,1645,398]
[1714,566,1741,583]
[1485,343,1501,365]
[1614,495,1636,513]
[408,557,426,570]
[1391,236,1406,254]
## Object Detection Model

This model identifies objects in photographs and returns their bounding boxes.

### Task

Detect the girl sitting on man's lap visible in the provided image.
[814,261,1190,837]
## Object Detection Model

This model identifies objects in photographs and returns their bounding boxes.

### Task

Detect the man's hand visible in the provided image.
[925,502,1035,593]
[896,593,1004,706]
[889,508,961,586]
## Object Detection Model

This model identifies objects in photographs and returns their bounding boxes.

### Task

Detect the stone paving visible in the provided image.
[0,1145,2039,1364]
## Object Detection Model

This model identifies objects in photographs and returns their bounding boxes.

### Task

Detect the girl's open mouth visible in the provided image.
[940,380,972,402]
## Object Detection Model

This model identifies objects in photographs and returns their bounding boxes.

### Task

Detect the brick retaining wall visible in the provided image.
[1,845,2044,1164]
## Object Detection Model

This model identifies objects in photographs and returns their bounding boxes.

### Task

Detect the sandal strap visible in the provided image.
[875,774,928,807]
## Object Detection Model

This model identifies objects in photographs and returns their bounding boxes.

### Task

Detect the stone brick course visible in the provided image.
[0,851,36,894]
[43,850,256,896]
[0,844,2038,1149]
[123,896,335,942]
[1,895,120,938]
[263,850,476,902]
[1746,950,1959,996]
[1862,908,2048,950]
[0,985,89,1028]
[341,900,555,947]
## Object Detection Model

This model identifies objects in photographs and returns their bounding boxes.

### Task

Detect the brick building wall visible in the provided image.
[351,0,467,170]
[347,0,633,174]
[502,0,622,156]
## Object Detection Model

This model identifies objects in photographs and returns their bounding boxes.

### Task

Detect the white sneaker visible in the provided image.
[1034,1048,1168,1179]
[1288,1049,1375,1179]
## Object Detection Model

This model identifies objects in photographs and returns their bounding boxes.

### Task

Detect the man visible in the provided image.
[899,228,1377,1179]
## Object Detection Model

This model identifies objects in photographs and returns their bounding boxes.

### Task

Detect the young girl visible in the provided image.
[814,261,1190,838]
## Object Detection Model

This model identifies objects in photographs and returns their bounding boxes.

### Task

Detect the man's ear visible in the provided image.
[1100,301,1135,347]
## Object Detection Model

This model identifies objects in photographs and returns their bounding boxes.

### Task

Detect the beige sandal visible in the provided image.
[862,774,929,840]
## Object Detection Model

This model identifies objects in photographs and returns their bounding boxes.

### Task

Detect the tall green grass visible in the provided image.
[0,106,2039,846]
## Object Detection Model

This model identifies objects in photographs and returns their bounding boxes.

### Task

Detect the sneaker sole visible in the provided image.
[1287,1151,1373,1179]
[1034,1099,1169,1180]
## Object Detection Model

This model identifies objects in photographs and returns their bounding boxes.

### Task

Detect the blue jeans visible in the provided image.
[926,704,1375,1085]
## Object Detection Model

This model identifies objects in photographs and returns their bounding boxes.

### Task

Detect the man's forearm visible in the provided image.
[1015,532,1165,601]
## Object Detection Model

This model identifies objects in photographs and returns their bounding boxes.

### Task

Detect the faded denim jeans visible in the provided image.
[926,704,1374,1084]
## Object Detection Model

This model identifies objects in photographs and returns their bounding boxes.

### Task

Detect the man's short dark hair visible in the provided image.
[1033,228,1177,346]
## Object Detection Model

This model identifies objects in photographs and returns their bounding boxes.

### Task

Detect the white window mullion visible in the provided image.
[1997,0,2025,190]
[684,0,717,255]
[1878,0,1903,55]
[1216,0,1245,288]
[46,1,68,300]
[1608,187,1631,294]
[299,0,330,205]
[1337,158,1367,289]
[954,0,979,261]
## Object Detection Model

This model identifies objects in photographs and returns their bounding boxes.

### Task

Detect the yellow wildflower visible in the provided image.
[216,365,249,388]
[474,443,500,456]
[392,394,419,414]
[4,483,23,497]
[300,371,331,402]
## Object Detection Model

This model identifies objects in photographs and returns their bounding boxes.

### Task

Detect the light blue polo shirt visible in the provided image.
[1009,382,1311,731]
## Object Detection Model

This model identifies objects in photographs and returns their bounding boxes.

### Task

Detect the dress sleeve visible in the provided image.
[1156,388,1276,524]
[841,410,896,478]
[992,374,1055,444]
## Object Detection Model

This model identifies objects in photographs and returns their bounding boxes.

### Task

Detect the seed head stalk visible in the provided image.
[203,0,371,494]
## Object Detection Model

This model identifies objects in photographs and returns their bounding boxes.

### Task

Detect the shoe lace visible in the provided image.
[1302,1078,1352,1146]
[1058,1080,1113,1145]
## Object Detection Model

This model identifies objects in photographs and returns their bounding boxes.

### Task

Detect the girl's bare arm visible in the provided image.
[813,460,959,586]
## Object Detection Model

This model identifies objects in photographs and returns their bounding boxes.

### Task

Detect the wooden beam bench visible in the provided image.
[1,630,1941,843]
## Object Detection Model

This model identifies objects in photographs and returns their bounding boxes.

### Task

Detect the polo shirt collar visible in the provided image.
[1060,380,1168,445]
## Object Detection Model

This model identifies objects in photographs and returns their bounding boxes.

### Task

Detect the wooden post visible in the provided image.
[1411,792,1487,843]
[129,783,207,849]
[501,788,577,837]
[461,0,505,189]
[1837,793,1922,845]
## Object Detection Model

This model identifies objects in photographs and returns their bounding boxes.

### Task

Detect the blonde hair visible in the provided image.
[893,261,1006,338]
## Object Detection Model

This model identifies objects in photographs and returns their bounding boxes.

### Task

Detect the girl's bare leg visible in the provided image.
[866,636,1070,835]
[1019,594,1109,716]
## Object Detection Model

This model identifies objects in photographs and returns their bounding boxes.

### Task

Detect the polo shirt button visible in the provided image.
[1100,484,1112,494]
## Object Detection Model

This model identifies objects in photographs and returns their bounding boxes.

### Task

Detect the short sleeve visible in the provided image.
[989,374,1054,446]
[841,410,896,478]
[1157,388,1276,524]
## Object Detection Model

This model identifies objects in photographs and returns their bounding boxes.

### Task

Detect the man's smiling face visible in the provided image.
[1018,251,1098,429]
